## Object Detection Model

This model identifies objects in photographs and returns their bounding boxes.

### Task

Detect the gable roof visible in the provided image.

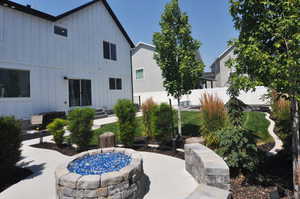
[133,42,204,64]
[0,0,134,48]
[210,46,234,68]
[132,42,156,54]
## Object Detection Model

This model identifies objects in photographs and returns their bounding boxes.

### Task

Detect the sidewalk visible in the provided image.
[0,136,197,199]
[92,112,142,129]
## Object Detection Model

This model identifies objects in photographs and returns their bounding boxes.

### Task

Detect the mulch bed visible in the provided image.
[231,150,294,199]
[258,142,275,152]
[231,176,277,199]
[0,167,33,193]
[31,142,184,159]
[31,142,95,156]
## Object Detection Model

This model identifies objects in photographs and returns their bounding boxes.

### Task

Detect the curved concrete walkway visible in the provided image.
[0,137,197,199]
[265,113,283,155]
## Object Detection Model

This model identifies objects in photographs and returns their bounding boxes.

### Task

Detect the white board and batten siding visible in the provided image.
[0,1,133,119]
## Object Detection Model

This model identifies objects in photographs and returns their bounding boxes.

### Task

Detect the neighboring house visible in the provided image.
[210,46,236,87]
[0,0,135,120]
[132,42,213,94]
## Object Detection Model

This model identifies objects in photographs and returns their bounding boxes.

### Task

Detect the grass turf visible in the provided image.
[243,111,272,144]
[92,111,272,145]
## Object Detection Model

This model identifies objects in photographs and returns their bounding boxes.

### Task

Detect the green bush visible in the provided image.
[0,117,22,172]
[216,127,260,175]
[47,119,67,147]
[153,103,174,143]
[141,98,158,139]
[68,108,95,149]
[114,99,137,147]
[41,111,66,129]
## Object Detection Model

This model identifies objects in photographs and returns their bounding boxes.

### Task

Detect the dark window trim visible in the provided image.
[103,41,110,60]
[0,68,31,98]
[109,78,122,90]
[103,41,117,61]
[54,25,68,37]
[68,79,92,107]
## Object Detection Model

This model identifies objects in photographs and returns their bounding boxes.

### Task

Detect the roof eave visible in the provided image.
[1,0,56,21]
[1,0,135,48]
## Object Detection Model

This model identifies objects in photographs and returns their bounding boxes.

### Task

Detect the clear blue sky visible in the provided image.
[12,0,238,70]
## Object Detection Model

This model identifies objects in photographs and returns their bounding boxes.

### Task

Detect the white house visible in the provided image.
[0,0,135,120]
[132,42,213,94]
[132,44,268,107]
[210,46,236,87]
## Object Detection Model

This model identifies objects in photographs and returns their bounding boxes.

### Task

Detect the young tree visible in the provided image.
[228,0,300,197]
[153,0,204,136]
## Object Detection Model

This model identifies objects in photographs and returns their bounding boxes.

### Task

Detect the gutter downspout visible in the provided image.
[130,49,134,103]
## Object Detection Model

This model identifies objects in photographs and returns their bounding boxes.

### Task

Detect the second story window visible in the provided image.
[103,41,117,61]
[54,25,68,37]
[136,68,144,80]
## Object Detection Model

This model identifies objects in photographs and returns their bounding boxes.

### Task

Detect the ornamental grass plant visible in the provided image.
[199,93,228,147]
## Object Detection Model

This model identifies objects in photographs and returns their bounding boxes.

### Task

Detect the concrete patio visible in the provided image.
[0,136,197,199]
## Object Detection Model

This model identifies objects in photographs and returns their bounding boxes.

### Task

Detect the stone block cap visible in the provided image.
[55,148,144,199]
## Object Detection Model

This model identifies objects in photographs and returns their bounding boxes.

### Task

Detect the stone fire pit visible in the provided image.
[55,148,145,199]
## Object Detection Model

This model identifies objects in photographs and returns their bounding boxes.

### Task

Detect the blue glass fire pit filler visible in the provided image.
[68,152,132,175]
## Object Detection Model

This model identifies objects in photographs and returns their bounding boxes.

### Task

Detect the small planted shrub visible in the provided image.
[47,119,67,147]
[216,126,260,175]
[41,111,66,129]
[199,93,228,147]
[114,99,137,147]
[0,117,22,173]
[68,108,95,149]
[153,103,174,143]
[141,98,158,140]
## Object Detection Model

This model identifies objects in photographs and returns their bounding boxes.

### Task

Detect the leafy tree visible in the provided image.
[153,0,205,136]
[228,0,300,196]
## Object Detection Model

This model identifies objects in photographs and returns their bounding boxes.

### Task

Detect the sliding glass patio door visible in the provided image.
[69,79,92,107]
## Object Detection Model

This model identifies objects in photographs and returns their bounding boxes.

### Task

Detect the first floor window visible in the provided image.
[69,79,92,107]
[0,68,30,98]
[136,68,144,80]
[109,78,122,90]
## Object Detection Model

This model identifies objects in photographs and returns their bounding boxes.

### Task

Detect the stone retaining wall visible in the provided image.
[185,143,231,199]
[55,148,146,199]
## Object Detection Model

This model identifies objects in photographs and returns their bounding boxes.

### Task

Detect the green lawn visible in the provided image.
[243,111,272,144]
[92,111,272,145]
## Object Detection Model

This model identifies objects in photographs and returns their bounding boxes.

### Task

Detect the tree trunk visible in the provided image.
[177,98,182,137]
[292,98,300,199]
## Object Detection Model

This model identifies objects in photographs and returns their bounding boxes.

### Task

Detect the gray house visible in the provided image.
[132,42,213,94]
[210,46,236,87]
